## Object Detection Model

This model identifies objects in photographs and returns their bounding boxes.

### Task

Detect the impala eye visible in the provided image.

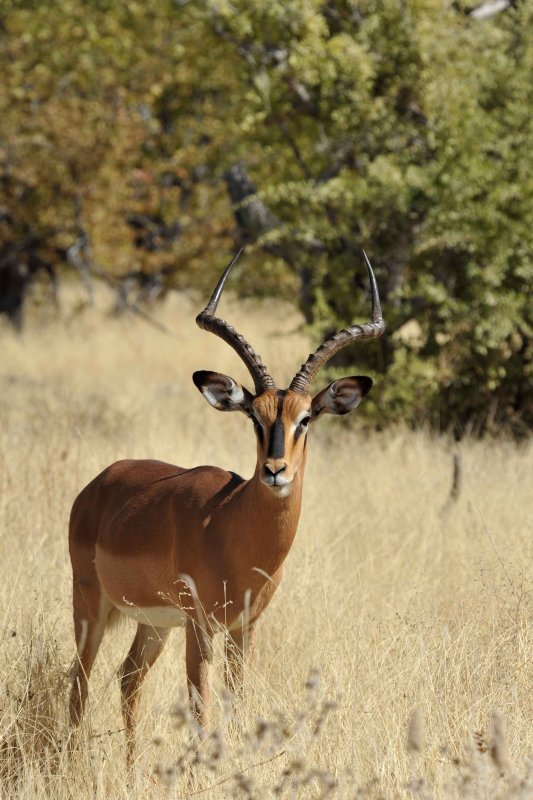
[299,416,310,428]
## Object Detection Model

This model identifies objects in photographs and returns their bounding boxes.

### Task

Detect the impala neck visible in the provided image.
[229,450,307,577]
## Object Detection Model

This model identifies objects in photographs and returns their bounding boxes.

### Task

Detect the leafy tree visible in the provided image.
[0,0,531,434]
[200,0,532,434]
[0,0,242,318]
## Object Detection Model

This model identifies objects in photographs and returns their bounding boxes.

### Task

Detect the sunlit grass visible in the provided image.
[0,285,531,797]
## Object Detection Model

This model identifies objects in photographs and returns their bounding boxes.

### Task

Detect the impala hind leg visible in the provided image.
[186,619,214,733]
[69,573,113,727]
[119,623,169,765]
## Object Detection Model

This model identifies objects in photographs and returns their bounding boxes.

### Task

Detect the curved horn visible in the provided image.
[289,251,385,394]
[196,251,276,394]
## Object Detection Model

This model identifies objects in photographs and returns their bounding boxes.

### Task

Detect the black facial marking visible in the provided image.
[252,416,264,445]
[267,391,285,459]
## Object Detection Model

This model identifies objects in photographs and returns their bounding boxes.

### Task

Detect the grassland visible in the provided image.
[0,286,531,798]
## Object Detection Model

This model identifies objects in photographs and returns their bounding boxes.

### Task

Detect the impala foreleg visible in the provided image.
[224,621,256,698]
[185,619,214,732]
[119,623,169,765]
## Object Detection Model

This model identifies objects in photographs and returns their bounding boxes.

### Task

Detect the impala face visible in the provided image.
[250,390,311,496]
[193,371,373,498]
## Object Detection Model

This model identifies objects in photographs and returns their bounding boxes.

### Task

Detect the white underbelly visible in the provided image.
[116,603,188,628]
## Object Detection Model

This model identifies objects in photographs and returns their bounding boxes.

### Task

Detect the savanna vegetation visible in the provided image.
[0,287,531,798]
[1,0,531,433]
[0,1,531,797]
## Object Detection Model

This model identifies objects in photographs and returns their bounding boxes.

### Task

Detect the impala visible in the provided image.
[68,252,385,762]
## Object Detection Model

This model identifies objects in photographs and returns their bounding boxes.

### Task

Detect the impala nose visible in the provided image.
[263,462,286,477]
[262,462,288,486]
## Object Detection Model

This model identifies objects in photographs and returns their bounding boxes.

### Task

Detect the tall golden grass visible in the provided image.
[0,285,531,798]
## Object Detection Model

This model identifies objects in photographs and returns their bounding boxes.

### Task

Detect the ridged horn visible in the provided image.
[196,251,276,394]
[289,251,385,394]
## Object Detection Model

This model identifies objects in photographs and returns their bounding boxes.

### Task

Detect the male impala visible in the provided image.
[68,252,385,762]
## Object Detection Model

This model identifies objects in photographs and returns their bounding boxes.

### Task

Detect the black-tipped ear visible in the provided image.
[311,376,373,420]
[193,371,254,413]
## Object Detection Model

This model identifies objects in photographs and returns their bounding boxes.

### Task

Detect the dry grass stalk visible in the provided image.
[407,709,424,755]
[490,710,510,776]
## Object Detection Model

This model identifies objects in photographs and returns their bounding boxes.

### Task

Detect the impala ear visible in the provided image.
[193,371,254,413]
[311,376,373,420]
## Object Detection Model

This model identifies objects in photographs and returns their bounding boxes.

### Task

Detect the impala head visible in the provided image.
[194,251,385,497]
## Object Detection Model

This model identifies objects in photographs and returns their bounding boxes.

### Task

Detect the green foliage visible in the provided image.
[201,0,533,435]
[0,0,241,293]
[0,0,531,434]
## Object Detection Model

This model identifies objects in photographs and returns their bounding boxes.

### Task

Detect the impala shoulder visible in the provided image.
[186,465,245,489]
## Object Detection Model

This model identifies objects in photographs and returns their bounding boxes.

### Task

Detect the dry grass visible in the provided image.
[0,284,531,798]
